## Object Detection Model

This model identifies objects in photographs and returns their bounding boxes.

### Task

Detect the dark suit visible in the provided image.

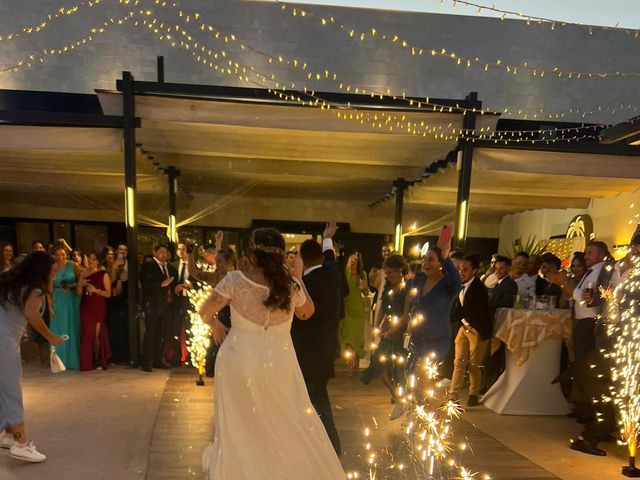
[140,259,176,369]
[170,260,195,365]
[450,277,492,396]
[451,277,492,341]
[483,276,518,390]
[489,276,518,312]
[291,248,341,454]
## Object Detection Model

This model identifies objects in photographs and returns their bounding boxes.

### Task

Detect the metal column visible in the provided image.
[166,166,180,245]
[454,92,480,251]
[393,178,407,254]
[122,71,139,366]
[157,55,165,84]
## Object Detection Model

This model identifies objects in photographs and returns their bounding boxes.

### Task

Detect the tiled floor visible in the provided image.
[146,367,564,479]
[2,359,623,480]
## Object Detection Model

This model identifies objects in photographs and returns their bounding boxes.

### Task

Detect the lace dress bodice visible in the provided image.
[214,270,305,330]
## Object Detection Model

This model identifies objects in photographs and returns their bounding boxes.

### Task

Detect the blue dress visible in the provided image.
[361,282,408,387]
[0,289,44,429]
[50,261,80,370]
[408,258,461,370]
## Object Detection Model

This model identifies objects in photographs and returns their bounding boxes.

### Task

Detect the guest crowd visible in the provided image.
[350,234,630,459]
[0,225,635,464]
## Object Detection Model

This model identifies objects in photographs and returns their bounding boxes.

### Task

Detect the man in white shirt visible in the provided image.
[572,241,613,361]
[569,240,615,457]
[512,252,536,299]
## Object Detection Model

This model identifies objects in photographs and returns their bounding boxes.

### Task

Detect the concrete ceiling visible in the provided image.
[3,91,638,238]
[406,147,640,230]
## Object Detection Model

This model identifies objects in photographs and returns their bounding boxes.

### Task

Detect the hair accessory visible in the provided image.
[249,242,285,256]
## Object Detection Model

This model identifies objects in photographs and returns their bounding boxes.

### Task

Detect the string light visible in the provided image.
[146,0,598,141]
[185,276,213,378]
[4,1,635,126]
[0,0,113,43]
[606,211,640,474]
[356,353,488,479]
[144,2,605,143]
[502,103,640,121]
[0,10,136,76]
[278,3,640,80]
[430,0,638,38]
[0,4,609,144]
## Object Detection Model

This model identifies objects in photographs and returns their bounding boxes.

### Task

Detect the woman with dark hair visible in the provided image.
[199,228,344,479]
[49,244,82,370]
[0,252,65,462]
[71,249,88,270]
[102,246,116,274]
[361,253,409,419]
[547,251,588,299]
[341,251,369,374]
[406,238,461,373]
[1,241,16,273]
[77,251,112,371]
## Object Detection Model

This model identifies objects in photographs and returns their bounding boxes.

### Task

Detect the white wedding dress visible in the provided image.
[202,270,345,479]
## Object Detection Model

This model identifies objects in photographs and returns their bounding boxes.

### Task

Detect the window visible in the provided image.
[74,224,108,255]
[16,222,50,254]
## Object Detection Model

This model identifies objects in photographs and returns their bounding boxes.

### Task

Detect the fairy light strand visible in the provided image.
[185,279,213,377]
[0,0,110,43]
[606,211,640,466]
[136,11,601,145]
[0,5,607,144]
[4,0,637,122]
[278,3,640,80]
[434,0,638,38]
[149,1,606,142]
[354,351,489,479]
[0,10,136,76]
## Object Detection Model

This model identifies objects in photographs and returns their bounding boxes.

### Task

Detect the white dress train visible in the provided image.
[202,271,345,479]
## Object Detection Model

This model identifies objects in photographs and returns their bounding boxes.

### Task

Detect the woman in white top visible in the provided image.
[199,228,345,479]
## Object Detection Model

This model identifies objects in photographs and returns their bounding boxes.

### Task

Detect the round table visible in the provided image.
[481,308,572,415]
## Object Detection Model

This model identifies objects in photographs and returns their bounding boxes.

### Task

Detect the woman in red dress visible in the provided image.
[77,251,112,371]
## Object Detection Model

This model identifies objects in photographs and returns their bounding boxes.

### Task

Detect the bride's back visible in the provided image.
[215,270,304,329]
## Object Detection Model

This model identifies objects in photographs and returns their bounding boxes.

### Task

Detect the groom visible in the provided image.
[291,222,342,455]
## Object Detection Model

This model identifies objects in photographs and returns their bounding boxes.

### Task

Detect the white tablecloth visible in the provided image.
[481,308,572,415]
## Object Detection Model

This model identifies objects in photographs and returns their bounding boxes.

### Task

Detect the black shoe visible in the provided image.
[576,415,594,424]
[142,366,152,373]
[467,395,479,407]
[570,438,606,456]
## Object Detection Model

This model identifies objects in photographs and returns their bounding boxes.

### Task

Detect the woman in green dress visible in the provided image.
[49,245,82,370]
[341,251,368,374]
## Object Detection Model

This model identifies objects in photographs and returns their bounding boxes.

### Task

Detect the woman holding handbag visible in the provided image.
[0,251,65,463]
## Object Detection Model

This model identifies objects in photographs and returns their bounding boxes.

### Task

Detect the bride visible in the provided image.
[199,227,345,479]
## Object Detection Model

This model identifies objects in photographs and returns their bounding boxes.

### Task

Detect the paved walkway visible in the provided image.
[0,364,167,480]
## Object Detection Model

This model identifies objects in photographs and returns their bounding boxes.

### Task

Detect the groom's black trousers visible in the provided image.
[304,375,341,455]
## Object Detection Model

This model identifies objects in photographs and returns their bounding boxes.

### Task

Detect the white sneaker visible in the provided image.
[1,430,13,449]
[439,378,452,388]
[389,403,406,421]
[9,441,46,463]
[1,435,13,449]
